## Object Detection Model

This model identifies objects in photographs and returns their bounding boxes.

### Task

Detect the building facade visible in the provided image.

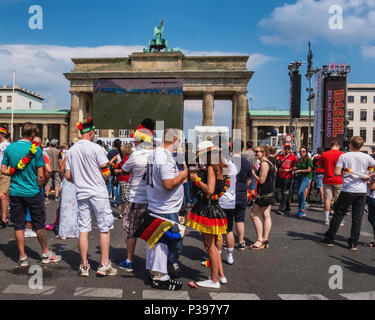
[0,86,43,110]
[347,84,375,152]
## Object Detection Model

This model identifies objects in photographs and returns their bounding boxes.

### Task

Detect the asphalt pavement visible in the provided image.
[1,195,375,300]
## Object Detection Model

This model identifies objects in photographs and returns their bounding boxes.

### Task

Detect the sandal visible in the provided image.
[249,240,265,250]
[263,240,270,249]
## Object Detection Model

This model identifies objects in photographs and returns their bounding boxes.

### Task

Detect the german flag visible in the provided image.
[134,213,174,249]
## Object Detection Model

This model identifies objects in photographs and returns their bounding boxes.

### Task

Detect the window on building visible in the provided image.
[360,129,367,142]
[29,102,32,108]
[373,110,375,121]
[0,96,2,103]
[373,129,375,143]
[348,96,354,103]
[373,96,375,104]
[119,129,131,138]
[6,96,12,103]
[347,110,354,121]
[361,96,368,103]
[360,110,367,121]
[6,107,11,110]
[348,128,353,138]
[94,129,100,137]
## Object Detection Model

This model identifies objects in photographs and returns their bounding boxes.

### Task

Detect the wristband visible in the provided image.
[195,177,201,186]
[101,167,110,176]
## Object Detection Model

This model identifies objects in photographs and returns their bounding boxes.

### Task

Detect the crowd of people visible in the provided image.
[1,118,375,291]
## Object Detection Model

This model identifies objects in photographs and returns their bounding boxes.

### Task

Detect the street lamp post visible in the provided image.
[11,70,15,142]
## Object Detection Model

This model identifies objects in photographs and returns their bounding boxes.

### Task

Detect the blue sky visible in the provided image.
[1,0,375,131]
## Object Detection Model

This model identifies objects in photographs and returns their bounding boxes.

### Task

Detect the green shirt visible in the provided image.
[2,140,45,197]
[297,157,313,180]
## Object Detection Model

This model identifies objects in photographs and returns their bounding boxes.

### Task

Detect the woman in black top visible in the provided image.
[249,145,276,250]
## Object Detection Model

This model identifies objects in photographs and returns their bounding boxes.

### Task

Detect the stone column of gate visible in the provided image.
[202,91,214,126]
[42,124,48,143]
[232,93,238,136]
[69,91,80,142]
[59,124,67,145]
[251,126,258,144]
[236,91,248,142]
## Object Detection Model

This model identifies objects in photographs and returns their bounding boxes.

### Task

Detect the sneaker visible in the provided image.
[96,260,118,276]
[296,211,306,217]
[318,238,334,247]
[209,276,227,284]
[79,264,90,277]
[54,197,60,202]
[42,250,62,264]
[151,278,182,291]
[196,279,220,289]
[225,255,234,265]
[277,210,285,216]
[18,255,28,267]
[349,244,358,251]
[168,262,181,279]
[324,219,330,226]
[44,199,51,205]
[118,259,134,272]
[113,203,119,208]
[237,241,247,250]
[25,229,37,238]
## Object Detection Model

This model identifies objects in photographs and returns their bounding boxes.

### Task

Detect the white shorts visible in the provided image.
[146,242,168,274]
[77,197,114,233]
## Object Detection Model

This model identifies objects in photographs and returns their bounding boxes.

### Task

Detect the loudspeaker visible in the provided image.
[290,71,301,118]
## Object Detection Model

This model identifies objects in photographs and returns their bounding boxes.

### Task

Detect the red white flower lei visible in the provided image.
[7,141,39,176]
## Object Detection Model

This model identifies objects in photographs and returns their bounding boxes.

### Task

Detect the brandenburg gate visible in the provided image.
[64,52,253,142]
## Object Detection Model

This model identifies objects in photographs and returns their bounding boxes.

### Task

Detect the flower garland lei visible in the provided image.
[205,177,231,200]
[7,141,39,176]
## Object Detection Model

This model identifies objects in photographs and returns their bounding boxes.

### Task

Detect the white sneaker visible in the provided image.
[79,264,90,277]
[324,220,330,226]
[96,260,118,276]
[225,255,234,265]
[209,276,227,284]
[42,250,62,264]
[25,229,37,238]
[197,279,220,289]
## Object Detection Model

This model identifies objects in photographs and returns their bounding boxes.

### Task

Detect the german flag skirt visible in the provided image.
[186,201,228,235]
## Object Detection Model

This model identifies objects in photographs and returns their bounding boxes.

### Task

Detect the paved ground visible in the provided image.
[1,195,375,300]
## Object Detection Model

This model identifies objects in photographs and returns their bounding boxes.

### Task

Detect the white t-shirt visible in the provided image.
[219,160,238,209]
[122,147,153,204]
[336,152,375,193]
[146,147,184,214]
[0,140,11,166]
[66,139,109,200]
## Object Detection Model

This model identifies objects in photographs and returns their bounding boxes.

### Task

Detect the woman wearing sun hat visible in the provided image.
[187,140,229,289]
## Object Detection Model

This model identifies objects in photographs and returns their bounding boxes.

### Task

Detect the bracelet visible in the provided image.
[195,177,201,186]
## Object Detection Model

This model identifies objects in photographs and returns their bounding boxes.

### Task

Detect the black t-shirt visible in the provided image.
[235,157,252,208]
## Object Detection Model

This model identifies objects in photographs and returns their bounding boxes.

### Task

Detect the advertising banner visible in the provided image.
[313,70,323,153]
[323,76,346,149]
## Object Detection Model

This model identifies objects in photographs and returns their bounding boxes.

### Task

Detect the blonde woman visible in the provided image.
[250,145,276,250]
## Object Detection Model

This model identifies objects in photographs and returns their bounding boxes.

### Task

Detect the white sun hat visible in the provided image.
[197,140,216,153]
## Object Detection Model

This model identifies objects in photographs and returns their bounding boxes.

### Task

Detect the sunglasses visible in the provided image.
[255,150,262,154]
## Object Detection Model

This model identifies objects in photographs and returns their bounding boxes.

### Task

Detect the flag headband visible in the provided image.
[76,117,95,134]
[0,127,7,135]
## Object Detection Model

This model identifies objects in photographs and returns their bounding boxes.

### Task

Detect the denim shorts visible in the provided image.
[314,174,324,189]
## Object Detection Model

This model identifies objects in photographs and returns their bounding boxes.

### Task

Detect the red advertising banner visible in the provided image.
[323,76,346,149]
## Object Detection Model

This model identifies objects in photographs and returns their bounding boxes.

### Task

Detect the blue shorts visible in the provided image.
[314,174,324,189]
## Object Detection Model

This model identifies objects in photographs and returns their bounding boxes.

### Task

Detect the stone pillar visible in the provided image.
[202,91,214,126]
[59,124,67,145]
[236,91,248,142]
[251,126,258,144]
[42,124,48,143]
[232,93,238,134]
[69,91,80,142]
[297,127,302,149]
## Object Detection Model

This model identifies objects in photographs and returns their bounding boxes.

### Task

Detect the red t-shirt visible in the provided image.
[277,153,298,179]
[320,149,343,185]
[118,155,131,182]
[314,155,324,174]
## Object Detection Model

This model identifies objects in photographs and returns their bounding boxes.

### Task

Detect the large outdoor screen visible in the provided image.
[93,78,183,129]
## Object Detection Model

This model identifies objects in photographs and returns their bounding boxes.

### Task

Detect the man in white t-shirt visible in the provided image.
[320,136,375,250]
[65,118,117,277]
[147,128,188,278]
[118,118,155,273]
[0,125,11,229]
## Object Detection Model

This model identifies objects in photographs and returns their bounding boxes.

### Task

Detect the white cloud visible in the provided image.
[0,44,270,110]
[259,0,375,46]
[362,46,375,58]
